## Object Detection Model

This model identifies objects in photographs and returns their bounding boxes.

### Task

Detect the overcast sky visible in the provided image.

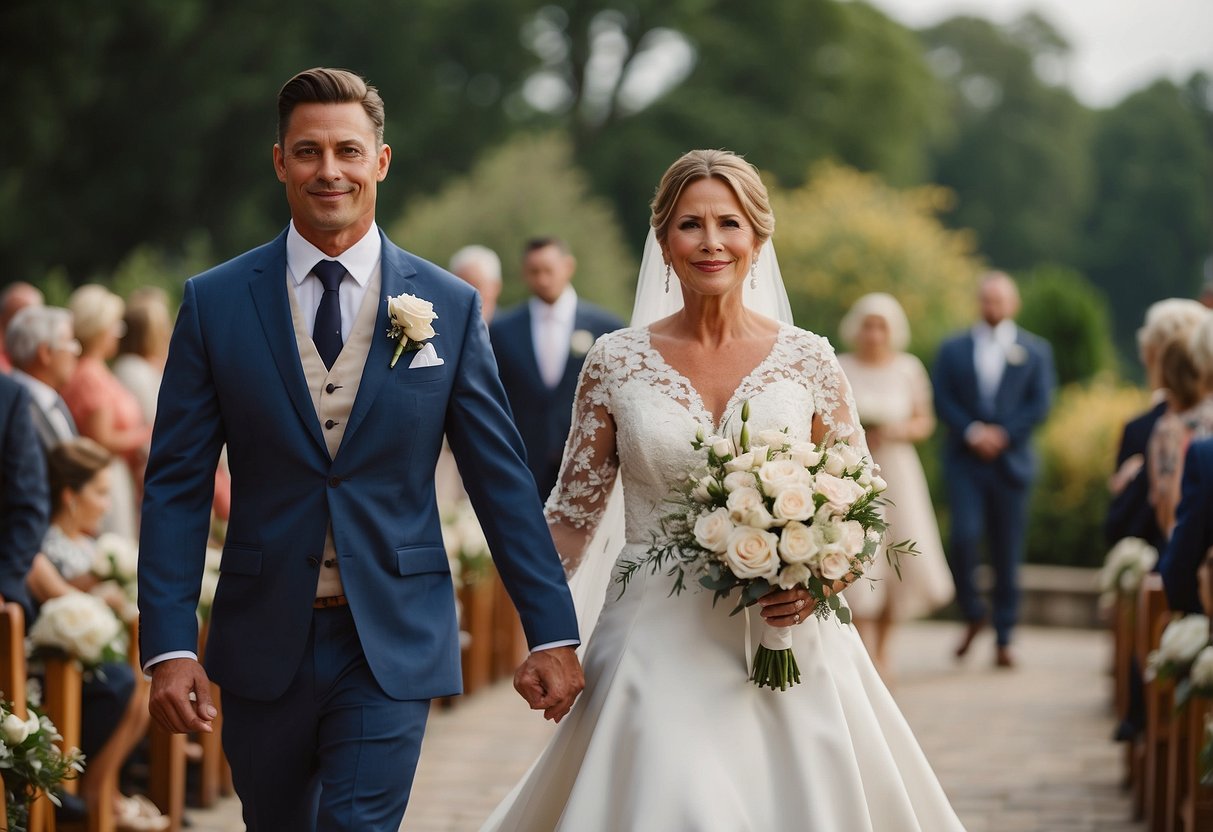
[862,0,1212,106]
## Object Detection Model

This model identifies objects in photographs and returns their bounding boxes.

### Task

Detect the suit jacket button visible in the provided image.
[324,419,337,429]
[307,556,319,568]
[325,383,342,394]
[328,476,341,488]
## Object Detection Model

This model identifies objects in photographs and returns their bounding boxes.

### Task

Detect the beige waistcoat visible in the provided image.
[285,268,381,598]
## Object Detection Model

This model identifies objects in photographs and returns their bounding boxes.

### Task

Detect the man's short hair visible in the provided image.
[449,245,502,283]
[5,306,71,369]
[277,67,385,148]
[524,236,571,257]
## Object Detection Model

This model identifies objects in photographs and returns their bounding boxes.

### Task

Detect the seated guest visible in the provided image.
[6,306,81,450]
[0,282,44,372]
[1162,436,1213,613]
[0,373,48,617]
[113,287,172,427]
[26,438,168,831]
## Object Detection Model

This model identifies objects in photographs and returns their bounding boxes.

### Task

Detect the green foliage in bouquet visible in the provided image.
[0,700,84,832]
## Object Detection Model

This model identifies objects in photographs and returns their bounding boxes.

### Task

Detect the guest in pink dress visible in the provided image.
[61,285,151,538]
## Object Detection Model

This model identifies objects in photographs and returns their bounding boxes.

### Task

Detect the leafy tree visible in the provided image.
[388,131,634,316]
[1016,265,1116,386]
[770,162,982,354]
[918,14,1092,270]
[1083,77,1213,364]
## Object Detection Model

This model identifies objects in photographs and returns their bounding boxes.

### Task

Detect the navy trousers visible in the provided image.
[945,459,1030,646]
[221,605,430,831]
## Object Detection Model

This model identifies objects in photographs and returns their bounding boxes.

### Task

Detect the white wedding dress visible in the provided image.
[481,324,966,832]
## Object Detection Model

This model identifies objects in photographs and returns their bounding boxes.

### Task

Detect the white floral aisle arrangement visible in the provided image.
[196,546,223,624]
[1146,614,1212,699]
[617,400,916,691]
[29,593,127,670]
[1098,537,1158,609]
[90,532,139,623]
[442,500,491,589]
[0,699,84,831]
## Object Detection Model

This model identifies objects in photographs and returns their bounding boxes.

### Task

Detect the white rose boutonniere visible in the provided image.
[570,329,596,357]
[386,294,438,368]
[1005,343,1028,366]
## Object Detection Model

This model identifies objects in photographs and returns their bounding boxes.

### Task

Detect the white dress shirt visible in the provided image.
[286,221,381,339]
[529,287,577,389]
[972,320,1018,409]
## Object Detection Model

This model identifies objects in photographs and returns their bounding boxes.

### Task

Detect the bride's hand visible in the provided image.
[757,588,814,627]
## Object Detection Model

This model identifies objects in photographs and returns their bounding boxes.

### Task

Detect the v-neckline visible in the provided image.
[643,325,787,433]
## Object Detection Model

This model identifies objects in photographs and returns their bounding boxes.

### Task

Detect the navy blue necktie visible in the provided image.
[311,260,346,369]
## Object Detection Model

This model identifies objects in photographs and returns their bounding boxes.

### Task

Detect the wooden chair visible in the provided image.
[459,577,496,696]
[1177,696,1213,831]
[130,621,185,832]
[0,601,56,832]
[491,576,529,682]
[1138,573,1173,831]
[192,621,230,808]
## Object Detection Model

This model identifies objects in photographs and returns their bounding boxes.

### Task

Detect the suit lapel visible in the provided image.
[517,306,549,394]
[339,235,418,452]
[248,232,329,457]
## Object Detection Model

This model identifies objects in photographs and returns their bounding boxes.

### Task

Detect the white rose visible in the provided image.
[749,446,771,464]
[725,452,759,474]
[710,437,733,458]
[723,527,781,580]
[726,487,764,524]
[691,475,716,504]
[836,443,864,473]
[814,473,868,514]
[818,548,852,581]
[823,451,845,476]
[857,470,872,487]
[777,562,813,590]
[758,429,790,451]
[2,713,30,745]
[777,521,819,564]
[1191,645,1213,689]
[723,471,755,493]
[1159,615,1211,664]
[758,459,804,495]
[741,505,777,530]
[387,294,438,342]
[694,508,734,553]
[788,442,821,468]
[871,475,888,493]
[772,484,815,523]
[836,520,866,555]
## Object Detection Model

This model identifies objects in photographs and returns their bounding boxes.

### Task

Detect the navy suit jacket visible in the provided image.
[932,327,1055,486]
[1104,400,1167,548]
[1160,437,1213,614]
[489,300,622,501]
[0,374,47,617]
[138,229,579,702]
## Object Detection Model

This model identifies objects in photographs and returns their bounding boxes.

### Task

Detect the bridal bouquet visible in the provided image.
[617,401,916,691]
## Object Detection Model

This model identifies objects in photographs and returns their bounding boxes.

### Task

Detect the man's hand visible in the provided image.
[966,423,1009,461]
[513,646,584,723]
[149,658,217,734]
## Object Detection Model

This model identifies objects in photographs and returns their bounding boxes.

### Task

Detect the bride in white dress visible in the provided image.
[483,150,965,831]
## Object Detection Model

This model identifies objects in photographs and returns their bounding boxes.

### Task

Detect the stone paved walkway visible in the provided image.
[185,621,1143,831]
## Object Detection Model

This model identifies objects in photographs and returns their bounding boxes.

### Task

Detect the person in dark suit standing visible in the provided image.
[490,237,624,501]
[0,373,49,616]
[933,272,1055,668]
[1161,436,1213,614]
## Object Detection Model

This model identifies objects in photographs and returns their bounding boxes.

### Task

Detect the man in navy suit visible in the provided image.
[137,68,582,831]
[490,237,623,501]
[933,272,1055,668]
[0,374,48,617]
[1161,438,1213,614]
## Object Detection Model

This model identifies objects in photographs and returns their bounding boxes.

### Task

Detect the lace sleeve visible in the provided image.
[805,334,869,458]
[544,337,621,575]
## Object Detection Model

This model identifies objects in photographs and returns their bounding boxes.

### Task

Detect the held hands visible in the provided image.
[514,646,585,723]
[148,658,218,734]
[966,423,1009,462]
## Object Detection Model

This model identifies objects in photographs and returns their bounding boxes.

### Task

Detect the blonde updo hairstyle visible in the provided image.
[839,292,912,353]
[650,150,774,248]
[68,284,125,352]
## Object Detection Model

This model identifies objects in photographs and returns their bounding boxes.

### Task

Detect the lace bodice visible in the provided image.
[544,325,866,574]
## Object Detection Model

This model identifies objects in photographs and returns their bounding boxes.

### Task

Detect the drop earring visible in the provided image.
[664,263,671,293]
[750,260,758,290]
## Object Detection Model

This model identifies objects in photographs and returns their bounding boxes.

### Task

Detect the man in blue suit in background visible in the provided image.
[933,272,1055,668]
[138,68,582,831]
[1161,437,1213,614]
[0,373,48,617]
[490,238,623,501]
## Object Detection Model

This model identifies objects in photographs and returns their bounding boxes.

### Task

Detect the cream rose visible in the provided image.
[723,527,781,580]
[871,475,888,493]
[814,473,867,514]
[836,520,866,555]
[777,521,819,564]
[772,484,815,523]
[818,548,852,581]
[822,451,846,476]
[694,508,734,553]
[777,562,813,590]
[388,293,438,342]
[1191,646,1213,689]
[726,487,764,524]
[758,429,790,451]
[2,712,30,745]
[707,436,733,458]
[758,459,804,495]
[723,471,755,493]
[691,475,716,503]
[1159,615,1211,664]
[788,442,821,468]
[741,505,777,531]
[836,443,864,473]
[725,452,760,474]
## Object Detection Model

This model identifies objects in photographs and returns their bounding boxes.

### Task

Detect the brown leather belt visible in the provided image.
[313,594,348,609]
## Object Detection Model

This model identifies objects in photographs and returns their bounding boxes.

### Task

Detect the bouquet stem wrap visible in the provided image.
[751,624,800,691]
